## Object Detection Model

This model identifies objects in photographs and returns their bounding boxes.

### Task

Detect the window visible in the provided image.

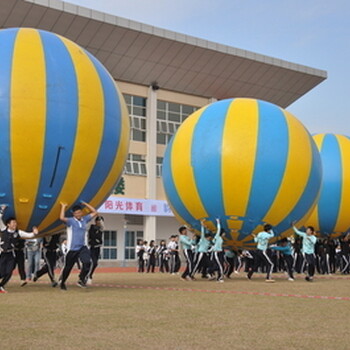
[102,230,117,260]
[125,230,143,260]
[156,157,163,177]
[124,94,147,142]
[125,154,147,176]
[156,101,198,145]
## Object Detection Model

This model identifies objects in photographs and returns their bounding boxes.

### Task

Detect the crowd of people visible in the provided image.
[0,202,104,293]
[136,221,350,283]
[1,202,350,293]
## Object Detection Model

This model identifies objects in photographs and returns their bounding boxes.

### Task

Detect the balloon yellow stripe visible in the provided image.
[171,108,208,220]
[39,37,104,230]
[222,99,259,230]
[87,86,130,210]
[307,134,324,232]
[11,29,46,229]
[335,135,350,232]
[262,111,312,225]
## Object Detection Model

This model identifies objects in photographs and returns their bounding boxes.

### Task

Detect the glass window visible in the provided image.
[124,94,147,142]
[102,230,117,260]
[125,153,147,176]
[156,100,198,145]
[125,230,143,260]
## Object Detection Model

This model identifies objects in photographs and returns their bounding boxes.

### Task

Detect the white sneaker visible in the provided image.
[288,278,294,282]
[0,286,7,293]
[217,279,224,283]
[87,278,92,285]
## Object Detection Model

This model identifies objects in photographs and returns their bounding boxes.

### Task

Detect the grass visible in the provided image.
[0,271,349,350]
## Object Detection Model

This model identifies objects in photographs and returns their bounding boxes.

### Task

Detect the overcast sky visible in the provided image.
[68,0,350,136]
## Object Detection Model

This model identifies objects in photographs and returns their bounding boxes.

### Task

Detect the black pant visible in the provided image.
[191,252,209,277]
[284,254,294,279]
[212,251,225,280]
[248,250,274,280]
[158,255,169,273]
[147,255,156,273]
[304,253,315,278]
[181,249,193,278]
[89,247,100,279]
[170,253,180,273]
[14,249,26,281]
[138,255,144,273]
[36,249,57,282]
[224,257,235,277]
[60,246,91,284]
[0,252,16,287]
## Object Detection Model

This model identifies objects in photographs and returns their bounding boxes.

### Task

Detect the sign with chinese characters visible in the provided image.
[98,196,174,217]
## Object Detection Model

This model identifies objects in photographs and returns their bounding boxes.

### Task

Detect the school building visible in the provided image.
[1,0,327,262]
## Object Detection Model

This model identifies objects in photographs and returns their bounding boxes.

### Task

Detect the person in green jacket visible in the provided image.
[211,219,225,282]
[190,219,215,279]
[247,224,275,282]
[292,223,317,282]
[179,226,196,281]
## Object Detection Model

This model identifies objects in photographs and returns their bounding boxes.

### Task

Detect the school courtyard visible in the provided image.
[1,270,349,350]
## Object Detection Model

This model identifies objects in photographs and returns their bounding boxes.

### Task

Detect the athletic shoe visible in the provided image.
[0,286,7,293]
[180,277,188,282]
[21,281,28,287]
[217,279,224,283]
[305,276,311,282]
[60,283,67,291]
[288,278,295,282]
[185,276,192,281]
[206,274,212,279]
[234,271,239,274]
[76,280,87,288]
[86,278,92,286]
[33,276,38,282]
[265,279,275,283]
[52,281,58,288]
[247,274,252,280]
[208,275,216,281]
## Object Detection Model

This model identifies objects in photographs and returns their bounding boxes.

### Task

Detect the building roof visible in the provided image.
[1,0,327,107]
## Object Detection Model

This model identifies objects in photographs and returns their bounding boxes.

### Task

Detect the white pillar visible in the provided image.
[144,85,158,242]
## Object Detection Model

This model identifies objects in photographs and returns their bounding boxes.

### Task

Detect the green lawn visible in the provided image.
[1,272,349,350]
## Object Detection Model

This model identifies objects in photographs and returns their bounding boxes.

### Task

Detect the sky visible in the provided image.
[68,0,350,136]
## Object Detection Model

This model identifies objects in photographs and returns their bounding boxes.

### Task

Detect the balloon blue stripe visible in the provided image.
[241,101,289,233]
[191,99,231,219]
[162,136,198,228]
[318,134,342,233]
[28,30,79,230]
[273,137,322,234]
[0,28,19,219]
[41,51,124,233]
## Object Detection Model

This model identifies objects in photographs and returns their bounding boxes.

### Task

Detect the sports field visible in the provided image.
[1,269,349,350]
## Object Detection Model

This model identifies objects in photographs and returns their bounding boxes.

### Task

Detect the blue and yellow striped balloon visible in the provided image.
[0,28,129,233]
[162,98,322,249]
[308,134,350,237]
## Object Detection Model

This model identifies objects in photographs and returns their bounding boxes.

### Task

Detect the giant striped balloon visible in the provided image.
[162,98,322,249]
[0,28,129,233]
[308,134,350,237]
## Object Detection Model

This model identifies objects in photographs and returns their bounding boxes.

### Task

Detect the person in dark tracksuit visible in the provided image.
[34,233,61,287]
[224,249,235,278]
[293,224,317,282]
[13,233,28,287]
[147,240,157,273]
[59,201,97,290]
[0,205,39,293]
[136,240,146,273]
[270,238,295,281]
[340,234,350,274]
[248,224,275,282]
[157,240,169,273]
[87,216,104,284]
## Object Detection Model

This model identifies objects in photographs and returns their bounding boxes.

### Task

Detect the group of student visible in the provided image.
[137,219,350,283]
[0,202,104,293]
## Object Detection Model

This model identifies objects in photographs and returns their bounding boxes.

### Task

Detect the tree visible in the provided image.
[113,177,125,195]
